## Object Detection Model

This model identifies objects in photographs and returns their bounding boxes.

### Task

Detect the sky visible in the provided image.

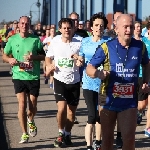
[0,0,43,23]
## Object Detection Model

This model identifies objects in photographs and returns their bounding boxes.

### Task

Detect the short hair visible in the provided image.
[68,12,79,19]
[134,21,142,25]
[90,13,108,29]
[58,18,74,29]
[146,22,150,30]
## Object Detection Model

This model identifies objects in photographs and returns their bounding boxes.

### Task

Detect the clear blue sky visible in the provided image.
[0,0,43,23]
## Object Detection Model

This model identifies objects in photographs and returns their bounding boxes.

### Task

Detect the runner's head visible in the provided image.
[18,16,30,34]
[58,18,74,38]
[146,22,150,36]
[134,21,142,36]
[90,12,108,37]
[13,20,18,30]
[69,12,79,30]
[113,10,123,28]
[115,14,134,43]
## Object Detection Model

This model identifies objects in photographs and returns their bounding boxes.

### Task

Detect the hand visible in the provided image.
[98,70,110,80]
[71,54,79,60]
[76,59,83,67]
[142,83,150,93]
[8,58,18,66]
[23,52,33,61]
[46,64,56,76]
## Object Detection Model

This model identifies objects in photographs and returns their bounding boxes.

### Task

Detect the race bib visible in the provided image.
[19,62,33,72]
[112,82,134,98]
[57,57,74,72]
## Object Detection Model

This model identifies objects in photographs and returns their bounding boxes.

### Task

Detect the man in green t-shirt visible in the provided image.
[2,16,45,144]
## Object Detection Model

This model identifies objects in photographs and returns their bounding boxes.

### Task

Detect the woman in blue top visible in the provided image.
[79,13,110,150]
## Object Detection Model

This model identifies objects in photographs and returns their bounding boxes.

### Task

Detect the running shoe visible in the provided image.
[137,112,142,125]
[27,120,37,137]
[54,132,64,147]
[93,140,101,150]
[19,133,29,144]
[64,134,73,146]
[115,137,123,149]
[145,128,150,137]
[49,83,53,88]
[74,117,79,124]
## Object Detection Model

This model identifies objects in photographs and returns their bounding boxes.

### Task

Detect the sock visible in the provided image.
[65,130,71,136]
[27,117,33,123]
[117,131,121,138]
[95,140,101,145]
[87,146,92,149]
[59,129,64,134]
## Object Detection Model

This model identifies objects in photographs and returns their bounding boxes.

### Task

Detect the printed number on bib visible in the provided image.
[58,58,74,68]
[19,62,33,72]
[113,82,134,98]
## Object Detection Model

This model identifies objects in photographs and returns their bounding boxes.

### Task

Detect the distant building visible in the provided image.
[41,0,147,29]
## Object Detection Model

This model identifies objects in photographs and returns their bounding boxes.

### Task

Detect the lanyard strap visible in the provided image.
[116,44,129,81]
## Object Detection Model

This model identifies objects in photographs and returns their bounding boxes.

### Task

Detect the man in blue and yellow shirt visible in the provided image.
[86,14,150,150]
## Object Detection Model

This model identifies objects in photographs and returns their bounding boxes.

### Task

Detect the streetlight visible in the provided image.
[36,0,41,22]
[29,0,41,24]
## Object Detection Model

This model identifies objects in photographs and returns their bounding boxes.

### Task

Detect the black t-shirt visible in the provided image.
[34,29,44,37]
[56,29,89,38]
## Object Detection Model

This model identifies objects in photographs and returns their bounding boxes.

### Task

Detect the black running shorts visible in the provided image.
[53,78,80,106]
[12,79,40,97]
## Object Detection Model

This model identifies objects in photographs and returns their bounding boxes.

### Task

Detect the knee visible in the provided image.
[138,101,147,110]
[18,102,27,111]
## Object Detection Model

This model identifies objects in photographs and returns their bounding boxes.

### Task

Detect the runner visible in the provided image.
[79,13,109,150]
[45,18,82,147]
[2,16,45,143]
[86,14,150,150]
[137,22,150,137]
[43,27,56,88]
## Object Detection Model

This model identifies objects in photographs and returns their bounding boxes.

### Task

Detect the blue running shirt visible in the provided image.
[79,36,111,92]
[89,38,149,109]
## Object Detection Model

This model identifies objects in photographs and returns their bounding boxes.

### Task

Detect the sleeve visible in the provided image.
[141,43,149,65]
[46,40,54,59]
[89,45,106,68]
[36,38,45,55]
[4,37,12,55]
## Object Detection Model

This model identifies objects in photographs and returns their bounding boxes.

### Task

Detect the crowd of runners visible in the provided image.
[1,10,150,150]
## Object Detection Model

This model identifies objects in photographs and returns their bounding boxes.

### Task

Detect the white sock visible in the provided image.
[59,129,64,134]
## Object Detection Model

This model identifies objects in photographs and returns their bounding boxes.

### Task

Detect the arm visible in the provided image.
[86,45,110,79]
[142,62,150,83]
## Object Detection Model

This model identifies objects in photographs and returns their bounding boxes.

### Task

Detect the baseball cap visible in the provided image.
[79,21,84,24]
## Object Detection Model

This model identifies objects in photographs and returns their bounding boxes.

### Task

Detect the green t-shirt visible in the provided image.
[4,33,43,80]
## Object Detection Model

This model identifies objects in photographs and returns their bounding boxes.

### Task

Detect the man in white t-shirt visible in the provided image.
[45,18,82,148]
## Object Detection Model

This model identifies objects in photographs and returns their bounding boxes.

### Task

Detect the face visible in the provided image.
[46,29,50,36]
[134,23,142,35]
[91,19,104,37]
[13,21,18,29]
[78,24,84,29]
[86,21,90,29]
[16,28,20,33]
[59,22,73,38]
[37,23,41,29]
[50,28,55,36]
[18,17,30,34]
[4,24,8,29]
[116,16,134,42]
[70,14,78,28]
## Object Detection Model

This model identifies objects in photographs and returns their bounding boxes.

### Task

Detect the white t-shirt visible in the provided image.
[43,36,53,52]
[46,36,82,84]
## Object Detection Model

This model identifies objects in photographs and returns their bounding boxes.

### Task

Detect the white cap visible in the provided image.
[79,21,84,24]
